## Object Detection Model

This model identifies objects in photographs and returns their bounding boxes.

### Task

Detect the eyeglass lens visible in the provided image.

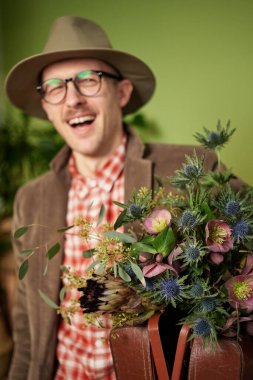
[41,70,102,104]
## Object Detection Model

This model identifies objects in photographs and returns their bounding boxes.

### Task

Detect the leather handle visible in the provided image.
[148,313,170,380]
[171,324,191,380]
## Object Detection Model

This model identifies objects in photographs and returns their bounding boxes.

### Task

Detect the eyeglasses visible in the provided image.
[36,69,122,105]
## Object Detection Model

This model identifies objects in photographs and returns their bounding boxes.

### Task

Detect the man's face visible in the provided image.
[41,58,133,159]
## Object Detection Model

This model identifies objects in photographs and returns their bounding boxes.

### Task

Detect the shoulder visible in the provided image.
[144,142,217,176]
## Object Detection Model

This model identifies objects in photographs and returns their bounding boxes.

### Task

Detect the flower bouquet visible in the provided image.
[16,121,253,347]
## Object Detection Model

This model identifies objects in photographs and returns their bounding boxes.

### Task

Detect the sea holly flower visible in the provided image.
[154,273,187,307]
[192,318,212,337]
[205,220,233,252]
[170,151,204,188]
[232,219,251,242]
[144,209,172,235]
[178,210,199,231]
[225,275,253,312]
[194,120,235,151]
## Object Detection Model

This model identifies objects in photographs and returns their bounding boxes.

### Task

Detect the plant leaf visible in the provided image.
[14,226,28,239]
[82,248,96,258]
[59,286,66,302]
[113,201,128,209]
[57,225,74,232]
[118,265,131,282]
[152,227,176,256]
[97,204,106,226]
[113,261,118,277]
[86,259,100,272]
[20,249,34,255]
[132,242,157,254]
[103,231,136,243]
[38,289,59,310]
[18,259,29,280]
[130,261,146,287]
[95,263,106,275]
[114,208,128,230]
[47,242,61,260]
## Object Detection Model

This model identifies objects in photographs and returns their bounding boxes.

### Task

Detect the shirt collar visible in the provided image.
[68,136,126,194]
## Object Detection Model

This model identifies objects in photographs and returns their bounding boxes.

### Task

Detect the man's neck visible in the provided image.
[73,136,125,177]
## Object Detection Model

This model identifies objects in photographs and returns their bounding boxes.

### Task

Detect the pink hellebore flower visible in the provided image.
[225,275,253,312]
[144,209,172,235]
[205,220,233,253]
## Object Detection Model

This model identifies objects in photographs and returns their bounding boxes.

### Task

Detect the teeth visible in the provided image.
[69,116,95,126]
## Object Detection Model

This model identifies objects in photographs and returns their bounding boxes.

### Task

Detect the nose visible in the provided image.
[64,80,86,108]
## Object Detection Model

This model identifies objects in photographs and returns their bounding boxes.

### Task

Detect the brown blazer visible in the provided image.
[8,126,218,380]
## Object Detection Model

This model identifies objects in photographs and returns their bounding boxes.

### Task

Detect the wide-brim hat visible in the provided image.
[5,16,156,119]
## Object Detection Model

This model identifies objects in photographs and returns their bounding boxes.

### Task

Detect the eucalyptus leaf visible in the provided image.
[20,249,34,255]
[18,259,29,280]
[47,242,61,260]
[113,261,118,277]
[82,248,96,258]
[97,204,106,226]
[59,286,66,302]
[130,261,146,287]
[14,226,28,239]
[43,259,49,276]
[95,263,106,275]
[118,265,131,282]
[86,259,100,272]
[38,289,59,310]
[103,231,136,243]
[57,225,74,232]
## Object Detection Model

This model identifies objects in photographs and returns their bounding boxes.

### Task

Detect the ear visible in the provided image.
[117,79,133,108]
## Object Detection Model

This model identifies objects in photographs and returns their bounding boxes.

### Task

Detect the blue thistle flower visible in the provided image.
[185,246,200,261]
[208,131,220,145]
[184,164,200,178]
[225,200,241,216]
[189,284,204,297]
[179,210,197,229]
[127,204,143,218]
[158,277,180,303]
[232,220,250,241]
[199,298,216,313]
[193,318,212,336]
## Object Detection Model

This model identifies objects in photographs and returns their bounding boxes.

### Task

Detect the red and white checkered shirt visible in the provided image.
[55,138,125,380]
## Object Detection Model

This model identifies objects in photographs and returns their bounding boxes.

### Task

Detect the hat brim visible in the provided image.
[5,49,156,119]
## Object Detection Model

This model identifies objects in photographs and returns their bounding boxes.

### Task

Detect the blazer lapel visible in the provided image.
[124,126,153,202]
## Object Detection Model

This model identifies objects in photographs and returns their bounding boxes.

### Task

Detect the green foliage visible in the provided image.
[0,112,64,218]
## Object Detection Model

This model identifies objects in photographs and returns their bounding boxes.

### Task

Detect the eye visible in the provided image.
[43,79,65,95]
[76,71,99,88]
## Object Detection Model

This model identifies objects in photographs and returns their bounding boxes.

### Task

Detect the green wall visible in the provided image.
[1,0,253,184]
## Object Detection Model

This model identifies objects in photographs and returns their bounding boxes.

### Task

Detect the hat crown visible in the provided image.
[43,16,112,53]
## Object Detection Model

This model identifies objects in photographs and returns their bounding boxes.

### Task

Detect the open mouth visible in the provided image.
[69,116,95,128]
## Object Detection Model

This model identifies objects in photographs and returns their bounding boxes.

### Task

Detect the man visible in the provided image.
[5,16,218,380]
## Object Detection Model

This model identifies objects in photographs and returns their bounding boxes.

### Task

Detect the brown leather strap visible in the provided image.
[110,325,156,380]
[171,324,191,380]
[148,313,170,380]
